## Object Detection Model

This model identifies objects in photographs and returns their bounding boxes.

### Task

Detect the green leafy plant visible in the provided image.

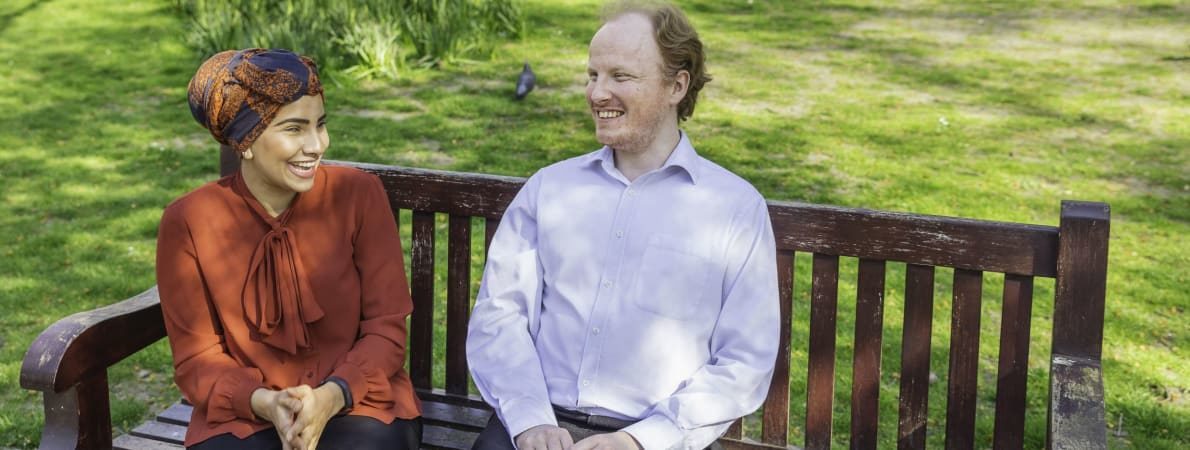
[172,0,522,79]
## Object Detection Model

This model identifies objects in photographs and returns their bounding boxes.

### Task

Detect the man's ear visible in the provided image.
[670,70,690,106]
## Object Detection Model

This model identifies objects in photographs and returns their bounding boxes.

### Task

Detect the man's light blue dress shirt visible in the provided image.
[467,133,780,450]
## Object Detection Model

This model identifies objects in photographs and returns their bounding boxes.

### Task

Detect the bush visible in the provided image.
[173,0,523,80]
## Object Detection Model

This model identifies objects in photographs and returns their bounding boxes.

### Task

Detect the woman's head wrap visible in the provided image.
[187,48,323,152]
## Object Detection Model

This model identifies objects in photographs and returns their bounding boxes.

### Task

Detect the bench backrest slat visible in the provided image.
[945,269,984,449]
[446,215,473,396]
[898,264,936,450]
[485,218,499,255]
[768,202,1058,277]
[850,258,887,449]
[993,274,1034,449]
[805,254,840,449]
[366,162,522,219]
[409,211,437,390]
[724,419,743,440]
[760,250,795,446]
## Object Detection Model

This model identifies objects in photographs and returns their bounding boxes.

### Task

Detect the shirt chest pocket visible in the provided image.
[628,234,718,321]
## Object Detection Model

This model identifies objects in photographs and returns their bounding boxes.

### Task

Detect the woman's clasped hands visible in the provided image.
[250,384,346,450]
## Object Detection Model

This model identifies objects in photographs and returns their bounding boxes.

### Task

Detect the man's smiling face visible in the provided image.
[585,13,681,156]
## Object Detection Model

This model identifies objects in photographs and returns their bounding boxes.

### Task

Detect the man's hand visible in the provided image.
[515,424,574,450]
[285,384,346,450]
[250,388,303,450]
[572,431,642,450]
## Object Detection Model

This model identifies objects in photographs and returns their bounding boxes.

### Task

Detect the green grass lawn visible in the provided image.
[1,0,1186,448]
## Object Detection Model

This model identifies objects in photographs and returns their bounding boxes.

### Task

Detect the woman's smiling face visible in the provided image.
[240,94,328,212]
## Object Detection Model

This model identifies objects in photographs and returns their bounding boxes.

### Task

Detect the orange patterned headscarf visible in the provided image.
[187,49,323,152]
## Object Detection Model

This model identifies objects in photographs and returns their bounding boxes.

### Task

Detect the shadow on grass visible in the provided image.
[0,0,48,34]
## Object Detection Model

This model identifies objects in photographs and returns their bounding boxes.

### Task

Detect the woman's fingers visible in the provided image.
[277,429,294,450]
[286,384,315,398]
[286,415,309,447]
[282,396,303,413]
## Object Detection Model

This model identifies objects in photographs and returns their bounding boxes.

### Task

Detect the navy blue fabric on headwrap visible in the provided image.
[187,48,323,152]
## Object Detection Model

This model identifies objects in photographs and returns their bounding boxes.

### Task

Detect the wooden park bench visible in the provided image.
[21,149,1110,449]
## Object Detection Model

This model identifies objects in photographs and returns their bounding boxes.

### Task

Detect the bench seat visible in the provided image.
[112,390,490,450]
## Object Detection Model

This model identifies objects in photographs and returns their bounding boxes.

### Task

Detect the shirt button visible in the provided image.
[602,280,612,288]
[306,371,314,378]
[592,327,601,335]
[615,231,623,238]
[627,188,636,196]
[582,380,591,387]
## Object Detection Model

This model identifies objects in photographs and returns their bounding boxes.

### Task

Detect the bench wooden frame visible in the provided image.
[22,150,1110,449]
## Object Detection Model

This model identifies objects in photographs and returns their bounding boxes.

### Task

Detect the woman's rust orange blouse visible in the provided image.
[156,166,420,446]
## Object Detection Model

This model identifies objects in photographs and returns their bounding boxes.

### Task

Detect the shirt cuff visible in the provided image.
[623,414,684,450]
[499,398,558,443]
[206,367,265,424]
[328,361,367,411]
[232,378,266,422]
[322,376,353,414]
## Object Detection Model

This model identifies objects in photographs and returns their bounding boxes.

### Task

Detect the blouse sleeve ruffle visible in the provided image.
[204,366,266,425]
[330,352,394,411]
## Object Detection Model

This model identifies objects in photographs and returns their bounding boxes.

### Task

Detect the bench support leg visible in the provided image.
[39,373,112,450]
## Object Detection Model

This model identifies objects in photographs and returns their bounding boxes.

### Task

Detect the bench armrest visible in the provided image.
[21,286,166,393]
[20,286,166,449]
[1047,353,1107,450]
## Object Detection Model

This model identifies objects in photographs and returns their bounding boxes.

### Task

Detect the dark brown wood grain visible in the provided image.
[445,214,472,395]
[155,403,190,426]
[38,375,112,450]
[898,264,935,450]
[724,419,743,440]
[415,388,490,409]
[1047,200,1111,449]
[767,201,1058,277]
[945,269,983,450]
[423,423,482,450]
[1052,201,1110,360]
[806,253,840,450]
[20,287,164,393]
[993,274,1033,450]
[342,161,524,220]
[718,437,792,450]
[762,250,794,446]
[129,421,185,445]
[851,258,887,450]
[485,217,499,257]
[421,400,491,431]
[409,211,436,390]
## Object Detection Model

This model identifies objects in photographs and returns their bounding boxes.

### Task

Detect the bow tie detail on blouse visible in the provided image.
[242,223,325,355]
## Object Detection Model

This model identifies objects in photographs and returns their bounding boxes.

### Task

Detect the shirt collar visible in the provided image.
[589,131,701,185]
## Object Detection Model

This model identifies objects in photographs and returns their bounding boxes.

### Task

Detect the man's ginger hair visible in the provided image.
[601,0,712,121]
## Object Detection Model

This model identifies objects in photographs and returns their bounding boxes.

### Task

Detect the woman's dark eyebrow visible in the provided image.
[273,117,309,127]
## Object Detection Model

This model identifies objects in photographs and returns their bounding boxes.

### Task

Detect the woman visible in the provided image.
[158,48,421,450]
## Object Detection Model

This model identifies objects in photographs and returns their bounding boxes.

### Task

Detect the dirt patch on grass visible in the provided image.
[340,108,422,123]
[392,139,455,167]
[148,133,210,152]
[1111,177,1182,200]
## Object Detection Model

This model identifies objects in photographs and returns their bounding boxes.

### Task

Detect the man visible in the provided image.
[466,2,779,449]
